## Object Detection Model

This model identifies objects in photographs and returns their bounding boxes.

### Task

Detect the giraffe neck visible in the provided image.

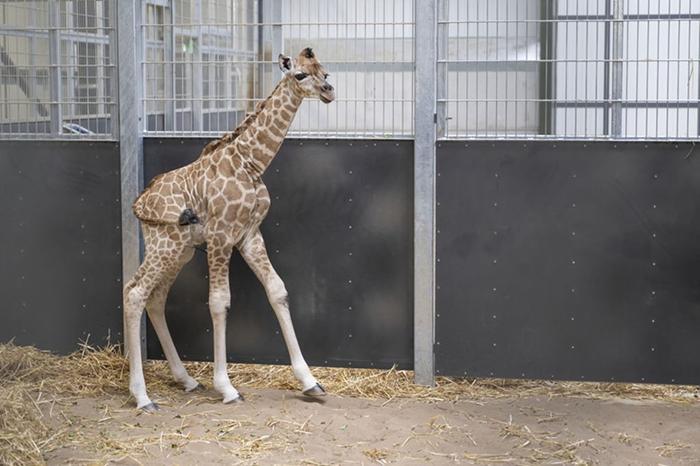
[233,78,303,177]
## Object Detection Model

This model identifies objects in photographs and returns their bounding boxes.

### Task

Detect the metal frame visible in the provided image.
[0,0,118,139]
[139,0,415,138]
[48,0,62,135]
[117,0,146,359]
[610,0,624,137]
[437,0,700,140]
[413,0,436,386]
[3,0,700,384]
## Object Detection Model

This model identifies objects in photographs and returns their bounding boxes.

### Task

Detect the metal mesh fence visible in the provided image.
[0,0,117,139]
[438,0,700,140]
[141,0,414,138]
[2,1,698,141]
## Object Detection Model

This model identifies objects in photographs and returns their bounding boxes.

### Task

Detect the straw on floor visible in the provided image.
[0,341,697,465]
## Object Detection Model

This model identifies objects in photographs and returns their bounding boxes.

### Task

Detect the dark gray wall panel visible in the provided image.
[0,141,123,353]
[143,138,413,369]
[436,141,700,384]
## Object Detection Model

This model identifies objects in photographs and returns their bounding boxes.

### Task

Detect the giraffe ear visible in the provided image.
[278,54,294,73]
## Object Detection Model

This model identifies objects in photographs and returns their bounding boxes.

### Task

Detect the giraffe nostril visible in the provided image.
[322,83,334,92]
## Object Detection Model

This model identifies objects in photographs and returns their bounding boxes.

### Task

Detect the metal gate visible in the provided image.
[0,1,122,351]
[2,1,699,383]
[424,0,700,384]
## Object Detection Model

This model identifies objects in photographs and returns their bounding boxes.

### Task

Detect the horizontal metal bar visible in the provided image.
[0,64,117,69]
[438,14,700,24]
[558,14,700,21]
[439,98,700,105]
[0,30,112,45]
[439,134,700,141]
[0,99,117,106]
[440,59,700,64]
[440,61,537,72]
[143,131,415,139]
[1,26,114,33]
[140,21,416,27]
[554,102,700,109]
[140,59,413,65]
[0,134,116,140]
[142,97,414,103]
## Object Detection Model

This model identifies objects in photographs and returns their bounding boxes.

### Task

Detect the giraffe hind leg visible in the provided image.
[124,256,165,410]
[124,224,192,410]
[145,247,202,393]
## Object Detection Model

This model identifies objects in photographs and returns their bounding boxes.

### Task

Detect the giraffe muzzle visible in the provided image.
[319,91,335,104]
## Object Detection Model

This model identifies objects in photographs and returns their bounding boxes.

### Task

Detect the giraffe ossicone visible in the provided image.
[123,48,335,410]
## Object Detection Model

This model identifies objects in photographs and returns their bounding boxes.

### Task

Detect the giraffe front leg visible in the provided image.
[207,242,243,404]
[240,229,324,396]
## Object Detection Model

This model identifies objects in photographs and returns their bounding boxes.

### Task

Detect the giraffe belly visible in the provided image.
[248,182,271,228]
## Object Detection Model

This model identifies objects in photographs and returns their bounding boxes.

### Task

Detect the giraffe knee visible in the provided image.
[124,286,148,319]
[146,293,166,316]
[267,277,288,307]
[209,289,231,316]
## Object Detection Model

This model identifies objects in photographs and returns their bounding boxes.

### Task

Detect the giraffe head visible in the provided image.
[278,47,335,104]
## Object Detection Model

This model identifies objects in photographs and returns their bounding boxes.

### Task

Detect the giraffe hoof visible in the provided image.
[140,402,160,413]
[303,383,326,397]
[223,393,244,404]
[185,382,205,393]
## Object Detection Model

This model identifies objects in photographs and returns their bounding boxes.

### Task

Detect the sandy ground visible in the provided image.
[45,386,700,465]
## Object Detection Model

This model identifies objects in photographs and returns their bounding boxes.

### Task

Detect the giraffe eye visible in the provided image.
[294,73,308,81]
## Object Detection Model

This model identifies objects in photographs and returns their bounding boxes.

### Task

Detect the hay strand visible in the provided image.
[0,341,698,465]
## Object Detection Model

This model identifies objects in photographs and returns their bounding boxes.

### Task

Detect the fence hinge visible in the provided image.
[433,113,437,124]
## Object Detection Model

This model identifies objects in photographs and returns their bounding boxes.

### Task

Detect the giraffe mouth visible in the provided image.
[319,92,335,104]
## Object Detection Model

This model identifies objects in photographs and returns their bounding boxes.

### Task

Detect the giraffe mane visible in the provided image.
[200,81,284,157]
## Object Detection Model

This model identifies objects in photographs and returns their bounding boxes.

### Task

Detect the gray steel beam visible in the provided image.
[603,0,612,135]
[117,0,145,358]
[610,0,624,137]
[539,0,554,135]
[414,0,436,386]
[435,0,448,138]
[165,0,175,131]
[259,0,283,103]
[191,0,202,131]
[48,0,62,135]
[109,0,119,139]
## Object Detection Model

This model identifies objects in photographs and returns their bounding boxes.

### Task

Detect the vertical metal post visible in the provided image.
[538,0,554,135]
[109,0,120,139]
[414,0,437,386]
[191,0,202,132]
[117,0,145,358]
[165,0,175,131]
[258,0,283,101]
[48,0,62,135]
[603,0,611,136]
[435,0,447,138]
[610,0,624,137]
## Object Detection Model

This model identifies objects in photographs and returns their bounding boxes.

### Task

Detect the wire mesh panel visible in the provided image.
[438,0,700,140]
[141,0,414,138]
[283,0,414,138]
[0,0,117,139]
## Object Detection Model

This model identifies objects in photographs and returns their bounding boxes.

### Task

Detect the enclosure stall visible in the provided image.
[2,0,700,386]
[433,0,700,385]
[0,0,122,353]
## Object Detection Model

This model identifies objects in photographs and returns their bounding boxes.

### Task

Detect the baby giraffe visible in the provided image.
[123,48,335,411]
